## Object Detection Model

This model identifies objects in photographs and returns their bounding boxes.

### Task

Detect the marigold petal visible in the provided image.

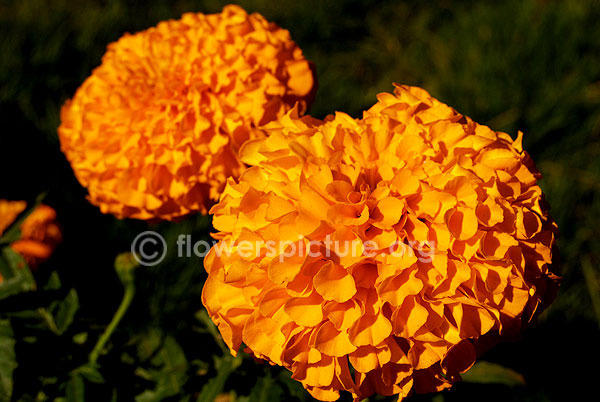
[446,206,478,240]
[323,299,362,331]
[314,321,357,357]
[349,312,392,347]
[349,345,380,373]
[441,340,476,377]
[378,269,423,306]
[375,197,405,228]
[284,292,324,327]
[313,262,357,303]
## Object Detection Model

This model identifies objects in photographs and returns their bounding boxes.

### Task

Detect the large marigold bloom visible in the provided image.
[202,85,559,401]
[0,200,62,271]
[58,5,316,220]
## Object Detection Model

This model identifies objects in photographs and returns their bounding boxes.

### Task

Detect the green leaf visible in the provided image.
[37,307,59,334]
[461,361,526,387]
[37,391,53,401]
[153,336,188,394]
[0,247,36,300]
[0,319,17,401]
[75,364,105,384]
[34,272,79,335]
[134,389,160,402]
[135,335,189,402]
[196,354,242,402]
[66,373,85,402]
[54,288,79,335]
[44,270,62,291]
[136,329,162,362]
[72,332,88,345]
[248,372,284,402]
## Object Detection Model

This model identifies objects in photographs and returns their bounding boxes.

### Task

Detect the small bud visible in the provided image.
[114,252,138,285]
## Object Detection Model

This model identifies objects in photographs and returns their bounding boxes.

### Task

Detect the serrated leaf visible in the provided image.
[0,319,17,401]
[462,361,525,387]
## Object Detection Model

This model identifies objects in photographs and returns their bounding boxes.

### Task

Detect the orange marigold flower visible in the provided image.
[58,5,316,220]
[0,199,26,236]
[12,205,62,268]
[202,85,560,401]
[0,200,62,269]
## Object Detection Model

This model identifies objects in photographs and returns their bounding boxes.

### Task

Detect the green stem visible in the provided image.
[89,282,135,365]
[196,309,229,354]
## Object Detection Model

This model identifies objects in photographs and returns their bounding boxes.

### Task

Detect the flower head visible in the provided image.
[0,199,26,236]
[0,200,62,270]
[202,85,559,401]
[58,5,316,220]
[12,205,62,268]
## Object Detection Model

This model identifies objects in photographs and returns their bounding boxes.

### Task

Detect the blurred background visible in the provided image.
[0,0,599,401]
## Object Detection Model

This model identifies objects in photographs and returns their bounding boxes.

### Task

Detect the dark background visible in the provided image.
[1,0,599,401]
